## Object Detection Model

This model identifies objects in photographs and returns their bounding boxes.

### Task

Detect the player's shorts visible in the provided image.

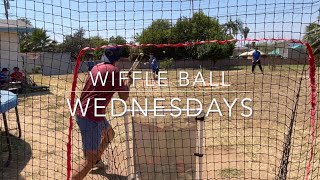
[76,116,110,151]
[152,68,159,75]
[252,60,261,65]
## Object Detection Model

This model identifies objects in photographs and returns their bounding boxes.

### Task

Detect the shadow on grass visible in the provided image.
[178,65,248,71]
[90,168,128,180]
[210,66,248,71]
[0,132,32,179]
[17,90,52,98]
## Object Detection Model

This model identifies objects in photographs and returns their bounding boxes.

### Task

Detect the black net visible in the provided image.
[0,0,318,180]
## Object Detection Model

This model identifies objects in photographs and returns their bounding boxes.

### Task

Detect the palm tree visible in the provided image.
[224,19,239,37]
[241,26,250,46]
[241,27,250,39]
[224,19,245,38]
[30,29,52,51]
[20,28,56,52]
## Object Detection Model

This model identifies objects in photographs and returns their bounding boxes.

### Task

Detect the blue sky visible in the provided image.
[1,0,319,43]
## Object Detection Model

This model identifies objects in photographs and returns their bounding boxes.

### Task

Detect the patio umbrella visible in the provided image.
[239,50,267,59]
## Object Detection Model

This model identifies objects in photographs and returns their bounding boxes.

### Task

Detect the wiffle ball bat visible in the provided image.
[128,52,144,76]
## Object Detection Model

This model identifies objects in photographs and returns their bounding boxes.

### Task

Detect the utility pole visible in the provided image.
[3,0,13,19]
[3,0,8,19]
[191,0,194,14]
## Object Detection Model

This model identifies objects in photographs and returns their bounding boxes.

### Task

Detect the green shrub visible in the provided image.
[32,66,42,74]
[160,58,174,70]
[92,49,103,61]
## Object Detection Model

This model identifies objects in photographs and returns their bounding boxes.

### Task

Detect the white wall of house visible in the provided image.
[0,31,72,76]
[0,32,23,71]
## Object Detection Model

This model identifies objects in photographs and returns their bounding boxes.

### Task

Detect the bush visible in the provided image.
[160,58,174,70]
[32,66,42,74]
[92,49,103,61]
[196,43,234,61]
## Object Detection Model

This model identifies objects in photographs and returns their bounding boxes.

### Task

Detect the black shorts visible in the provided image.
[152,68,159,75]
[253,60,261,65]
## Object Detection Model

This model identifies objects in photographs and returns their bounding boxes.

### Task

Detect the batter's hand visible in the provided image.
[127,75,133,87]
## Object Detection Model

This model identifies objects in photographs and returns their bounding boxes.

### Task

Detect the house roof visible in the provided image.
[0,19,34,33]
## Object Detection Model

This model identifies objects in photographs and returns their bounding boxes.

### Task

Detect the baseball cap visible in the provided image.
[101,47,121,63]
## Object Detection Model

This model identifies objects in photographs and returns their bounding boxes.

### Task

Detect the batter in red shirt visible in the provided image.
[72,47,132,180]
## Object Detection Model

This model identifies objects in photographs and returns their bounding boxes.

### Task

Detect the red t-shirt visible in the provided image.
[75,63,127,121]
[10,71,24,81]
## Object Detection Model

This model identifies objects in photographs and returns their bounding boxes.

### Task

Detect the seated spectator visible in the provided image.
[10,67,25,82]
[0,68,10,86]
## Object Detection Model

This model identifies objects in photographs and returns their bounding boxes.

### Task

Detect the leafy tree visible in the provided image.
[135,19,171,44]
[86,36,108,60]
[172,11,234,60]
[172,11,228,41]
[109,35,126,45]
[59,28,90,59]
[60,29,130,60]
[196,43,234,61]
[88,36,108,47]
[189,12,224,41]
[109,35,129,57]
[171,17,192,43]
[304,18,320,54]
[46,40,58,52]
[135,19,172,58]
[20,28,56,52]
[171,12,232,59]
[136,11,234,61]
[85,35,130,60]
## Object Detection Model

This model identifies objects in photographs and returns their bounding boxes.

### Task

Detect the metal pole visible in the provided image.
[4,0,9,19]
[124,112,134,180]
[192,0,194,14]
[198,120,203,179]
[195,113,204,180]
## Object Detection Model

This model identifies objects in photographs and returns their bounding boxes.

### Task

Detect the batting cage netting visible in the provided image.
[0,0,318,180]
